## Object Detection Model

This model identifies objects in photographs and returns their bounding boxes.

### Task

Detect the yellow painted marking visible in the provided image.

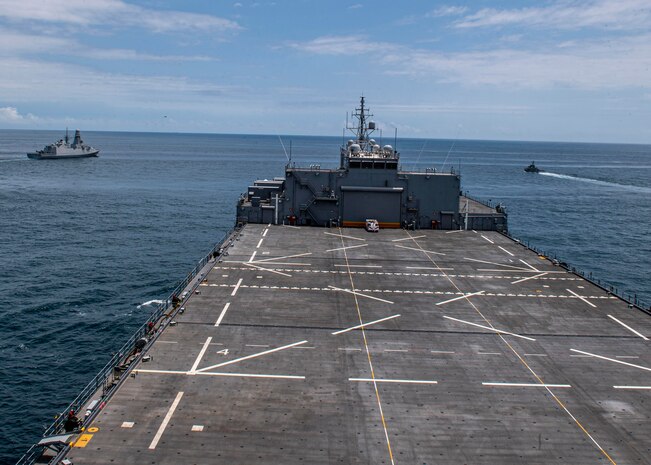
[73,434,94,448]
[87,427,99,433]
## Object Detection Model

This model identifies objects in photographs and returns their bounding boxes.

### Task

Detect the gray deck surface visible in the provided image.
[68,225,651,464]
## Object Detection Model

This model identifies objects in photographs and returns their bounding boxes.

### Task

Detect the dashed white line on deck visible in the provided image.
[511,272,548,284]
[324,231,366,241]
[256,238,264,248]
[613,385,651,390]
[328,285,394,304]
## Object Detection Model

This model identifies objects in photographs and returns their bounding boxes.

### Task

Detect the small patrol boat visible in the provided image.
[524,161,542,173]
[27,129,99,159]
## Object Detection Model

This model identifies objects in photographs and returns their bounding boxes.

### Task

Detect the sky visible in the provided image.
[0,0,650,143]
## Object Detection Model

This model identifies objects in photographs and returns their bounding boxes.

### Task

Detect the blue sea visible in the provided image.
[1,130,650,463]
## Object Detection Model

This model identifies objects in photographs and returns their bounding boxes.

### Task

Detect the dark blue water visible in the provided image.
[1,130,649,463]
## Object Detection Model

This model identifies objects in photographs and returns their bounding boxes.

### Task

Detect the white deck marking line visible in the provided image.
[395,244,445,255]
[519,259,540,271]
[324,231,366,241]
[157,341,178,344]
[436,290,485,306]
[350,378,438,384]
[477,352,501,355]
[465,257,531,270]
[197,372,305,379]
[615,355,639,359]
[325,244,368,252]
[231,278,243,296]
[214,302,231,327]
[248,250,257,262]
[478,268,565,273]
[337,228,395,465]
[283,224,300,229]
[567,289,597,308]
[262,228,269,237]
[334,264,382,268]
[134,369,305,379]
[328,285,394,304]
[149,391,184,450]
[524,353,548,357]
[189,337,213,374]
[384,349,408,352]
[411,237,617,464]
[431,350,455,354]
[256,238,263,249]
[250,262,311,266]
[197,340,308,372]
[445,229,464,234]
[332,314,401,335]
[392,235,426,242]
[607,315,649,340]
[511,272,548,284]
[482,382,571,388]
[443,316,536,341]
[613,385,651,390]
[246,344,270,347]
[481,234,494,244]
[570,349,651,372]
[338,347,362,351]
[498,246,515,256]
[406,266,453,270]
[253,252,312,263]
[243,262,292,277]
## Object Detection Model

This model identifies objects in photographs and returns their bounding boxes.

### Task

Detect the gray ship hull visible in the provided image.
[56,225,650,465]
[27,150,99,159]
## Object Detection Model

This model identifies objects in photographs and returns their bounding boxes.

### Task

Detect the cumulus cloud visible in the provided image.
[0,106,37,122]
[454,0,651,30]
[0,0,240,33]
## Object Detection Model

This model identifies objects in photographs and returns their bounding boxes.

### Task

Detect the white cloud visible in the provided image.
[0,28,215,61]
[0,0,240,33]
[287,35,396,55]
[0,106,37,122]
[383,34,651,89]
[427,6,468,18]
[348,4,363,9]
[455,0,651,30]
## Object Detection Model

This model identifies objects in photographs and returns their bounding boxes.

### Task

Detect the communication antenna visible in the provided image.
[277,135,290,162]
[440,139,456,172]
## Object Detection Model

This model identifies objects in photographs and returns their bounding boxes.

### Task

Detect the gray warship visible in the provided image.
[18,98,650,465]
[27,129,99,159]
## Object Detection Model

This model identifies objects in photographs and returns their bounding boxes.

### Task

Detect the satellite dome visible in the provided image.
[350,144,361,153]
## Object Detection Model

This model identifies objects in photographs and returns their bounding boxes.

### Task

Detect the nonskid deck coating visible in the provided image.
[67,225,651,465]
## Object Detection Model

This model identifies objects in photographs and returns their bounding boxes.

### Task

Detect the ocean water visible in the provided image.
[1,130,650,463]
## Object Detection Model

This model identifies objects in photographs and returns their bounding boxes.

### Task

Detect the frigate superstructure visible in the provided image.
[27,129,99,159]
[17,99,651,465]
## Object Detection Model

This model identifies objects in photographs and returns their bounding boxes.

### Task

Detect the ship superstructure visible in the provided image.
[237,97,507,231]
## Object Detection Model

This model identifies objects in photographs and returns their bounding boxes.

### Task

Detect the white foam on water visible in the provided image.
[540,172,651,194]
[137,299,165,309]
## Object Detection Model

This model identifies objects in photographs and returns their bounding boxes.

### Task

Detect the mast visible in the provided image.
[357,96,367,141]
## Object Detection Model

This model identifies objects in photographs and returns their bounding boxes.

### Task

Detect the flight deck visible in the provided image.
[66,225,651,465]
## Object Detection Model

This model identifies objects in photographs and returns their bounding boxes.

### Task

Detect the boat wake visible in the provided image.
[540,172,651,194]
[137,299,165,309]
